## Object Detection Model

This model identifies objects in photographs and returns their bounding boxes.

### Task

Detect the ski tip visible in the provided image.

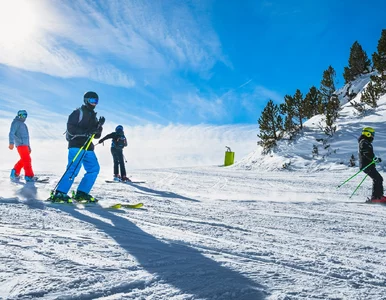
[108,203,144,209]
[109,204,122,209]
[121,202,144,209]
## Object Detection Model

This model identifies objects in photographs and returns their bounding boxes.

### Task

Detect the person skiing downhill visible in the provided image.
[50,91,105,203]
[8,110,38,182]
[98,125,130,182]
[358,127,386,203]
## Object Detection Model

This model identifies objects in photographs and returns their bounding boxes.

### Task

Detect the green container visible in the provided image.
[224,151,235,166]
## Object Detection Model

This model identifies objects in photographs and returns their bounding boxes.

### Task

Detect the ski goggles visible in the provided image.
[86,98,98,105]
[17,110,28,118]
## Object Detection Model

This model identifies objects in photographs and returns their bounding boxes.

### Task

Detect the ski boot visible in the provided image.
[25,176,39,182]
[72,190,98,203]
[121,176,131,183]
[10,169,20,180]
[368,195,386,203]
[113,174,121,182]
[49,190,73,203]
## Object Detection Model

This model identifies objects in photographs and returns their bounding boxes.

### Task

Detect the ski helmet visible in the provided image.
[362,127,375,138]
[17,110,28,119]
[115,125,123,132]
[83,91,99,106]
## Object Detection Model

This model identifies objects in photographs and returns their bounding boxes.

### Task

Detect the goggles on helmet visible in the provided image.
[18,110,28,119]
[362,127,375,138]
[86,98,98,105]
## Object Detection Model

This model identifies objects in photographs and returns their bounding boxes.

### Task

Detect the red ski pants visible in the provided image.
[14,145,34,177]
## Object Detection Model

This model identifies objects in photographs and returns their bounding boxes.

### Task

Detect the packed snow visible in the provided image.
[1,76,386,299]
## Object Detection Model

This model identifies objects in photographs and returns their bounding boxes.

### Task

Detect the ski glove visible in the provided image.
[374,157,382,163]
[98,116,105,127]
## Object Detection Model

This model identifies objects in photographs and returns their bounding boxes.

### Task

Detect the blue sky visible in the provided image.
[0,0,385,126]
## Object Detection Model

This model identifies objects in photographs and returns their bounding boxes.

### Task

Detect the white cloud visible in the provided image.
[0,0,224,88]
[172,92,226,121]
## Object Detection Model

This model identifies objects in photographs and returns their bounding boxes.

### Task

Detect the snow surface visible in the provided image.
[1,75,386,299]
[1,167,386,300]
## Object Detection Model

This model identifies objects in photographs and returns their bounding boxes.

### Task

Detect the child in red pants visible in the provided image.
[9,110,37,182]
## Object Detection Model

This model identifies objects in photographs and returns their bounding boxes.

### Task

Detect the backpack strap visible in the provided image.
[65,107,85,140]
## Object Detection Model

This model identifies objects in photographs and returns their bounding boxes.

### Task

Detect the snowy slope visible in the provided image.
[235,76,386,174]
[1,166,386,299]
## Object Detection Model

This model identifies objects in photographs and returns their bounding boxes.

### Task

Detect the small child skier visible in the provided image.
[8,110,38,182]
[358,127,386,203]
[98,125,130,182]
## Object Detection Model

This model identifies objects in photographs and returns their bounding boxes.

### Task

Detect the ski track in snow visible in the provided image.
[0,167,386,299]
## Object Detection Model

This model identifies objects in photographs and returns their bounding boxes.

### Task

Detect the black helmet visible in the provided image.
[115,125,123,132]
[83,91,99,106]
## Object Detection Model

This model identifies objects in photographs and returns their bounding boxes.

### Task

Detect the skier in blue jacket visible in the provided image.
[50,91,105,203]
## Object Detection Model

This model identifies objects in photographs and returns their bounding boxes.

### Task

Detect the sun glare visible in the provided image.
[0,0,39,45]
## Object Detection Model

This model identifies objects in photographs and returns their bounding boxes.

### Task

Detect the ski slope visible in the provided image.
[1,166,385,299]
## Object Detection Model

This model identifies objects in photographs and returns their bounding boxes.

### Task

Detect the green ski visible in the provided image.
[109,203,144,209]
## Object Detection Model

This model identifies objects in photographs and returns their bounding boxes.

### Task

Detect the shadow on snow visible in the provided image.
[54,205,266,299]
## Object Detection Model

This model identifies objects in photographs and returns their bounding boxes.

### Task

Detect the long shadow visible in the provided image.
[59,205,266,299]
[121,182,200,202]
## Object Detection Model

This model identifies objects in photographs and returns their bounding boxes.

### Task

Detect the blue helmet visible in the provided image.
[17,110,28,119]
[115,125,123,132]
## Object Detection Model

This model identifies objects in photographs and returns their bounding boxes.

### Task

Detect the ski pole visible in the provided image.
[337,160,375,188]
[69,134,96,180]
[52,134,95,192]
[349,174,368,198]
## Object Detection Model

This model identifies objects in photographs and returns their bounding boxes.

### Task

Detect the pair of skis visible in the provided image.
[105,180,146,184]
[101,179,145,208]
[47,199,143,209]
[12,177,50,183]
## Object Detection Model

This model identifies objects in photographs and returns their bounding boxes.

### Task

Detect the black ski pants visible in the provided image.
[110,147,126,177]
[364,166,383,199]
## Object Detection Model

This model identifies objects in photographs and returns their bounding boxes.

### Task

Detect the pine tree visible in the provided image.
[319,66,336,114]
[280,95,296,133]
[349,154,356,167]
[324,94,339,137]
[280,89,306,133]
[312,145,319,158]
[291,89,306,129]
[304,86,320,118]
[343,41,371,83]
[372,29,386,79]
[257,100,283,152]
[361,79,384,108]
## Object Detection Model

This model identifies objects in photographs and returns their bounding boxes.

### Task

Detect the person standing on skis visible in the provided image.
[358,127,385,203]
[50,91,105,203]
[98,125,130,182]
[8,110,38,182]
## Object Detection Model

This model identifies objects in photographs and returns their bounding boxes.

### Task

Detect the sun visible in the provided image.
[0,0,39,45]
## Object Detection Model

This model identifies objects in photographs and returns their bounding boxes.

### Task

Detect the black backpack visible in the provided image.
[112,135,127,149]
[65,108,83,141]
